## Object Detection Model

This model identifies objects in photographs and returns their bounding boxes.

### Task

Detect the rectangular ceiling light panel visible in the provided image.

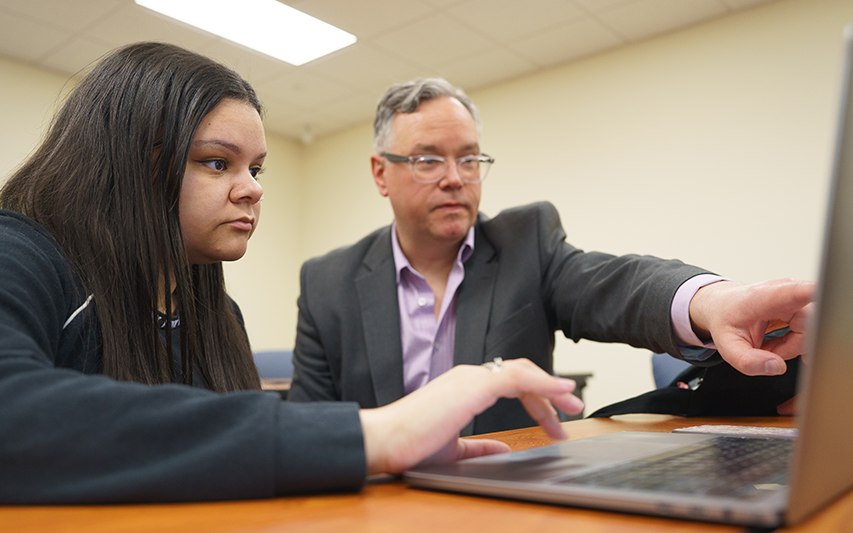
[135,0,356,65]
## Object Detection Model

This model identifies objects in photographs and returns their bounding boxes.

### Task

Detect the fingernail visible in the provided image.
[560,378,577,392]
[568,395,585,413]
[765,360,784,375]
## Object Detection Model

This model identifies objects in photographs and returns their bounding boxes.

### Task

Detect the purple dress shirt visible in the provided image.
[391,223,722,394]
[392,223,474,395]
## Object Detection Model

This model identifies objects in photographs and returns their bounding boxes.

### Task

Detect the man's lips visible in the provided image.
[433,202,468,212]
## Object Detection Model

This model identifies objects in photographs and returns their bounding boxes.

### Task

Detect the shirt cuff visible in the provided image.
[671,274,730,361]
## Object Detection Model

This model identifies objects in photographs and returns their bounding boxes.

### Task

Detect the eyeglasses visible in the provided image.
[381,152,495,184]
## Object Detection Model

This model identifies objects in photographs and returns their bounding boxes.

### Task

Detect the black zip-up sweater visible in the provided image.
[0,210,365,503]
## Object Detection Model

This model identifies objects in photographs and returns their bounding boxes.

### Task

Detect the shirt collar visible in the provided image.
[391,221,475,284]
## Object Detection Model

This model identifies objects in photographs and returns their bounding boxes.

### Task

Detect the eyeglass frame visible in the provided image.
[381,152,495,184]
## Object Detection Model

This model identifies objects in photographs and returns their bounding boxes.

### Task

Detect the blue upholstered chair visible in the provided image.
[651,327,791,388]
[252,350,294,379]
[651,352,692,389]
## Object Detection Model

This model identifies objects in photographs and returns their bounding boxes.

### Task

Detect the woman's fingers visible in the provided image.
[487,359,583,439]
[517,392,566,440]
[360,358,585,475]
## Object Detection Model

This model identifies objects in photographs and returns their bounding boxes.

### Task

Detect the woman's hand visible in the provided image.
[359,358,584,475]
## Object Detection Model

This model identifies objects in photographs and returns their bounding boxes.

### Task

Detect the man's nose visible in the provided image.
[439,161,463,188]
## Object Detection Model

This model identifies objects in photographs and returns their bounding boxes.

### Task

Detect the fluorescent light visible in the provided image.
[135,0,356,66]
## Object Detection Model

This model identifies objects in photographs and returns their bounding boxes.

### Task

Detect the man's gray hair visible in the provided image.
[373,78,481,153]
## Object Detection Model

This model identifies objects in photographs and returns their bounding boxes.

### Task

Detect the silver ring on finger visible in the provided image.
[482,357,503,373]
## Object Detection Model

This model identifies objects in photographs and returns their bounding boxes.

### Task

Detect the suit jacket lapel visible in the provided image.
[455,218,498,367]
[455,219,498,436]
[355,226,406,407]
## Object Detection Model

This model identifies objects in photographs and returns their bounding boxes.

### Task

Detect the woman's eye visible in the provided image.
[201,159,227,171]
[250,166,265,179]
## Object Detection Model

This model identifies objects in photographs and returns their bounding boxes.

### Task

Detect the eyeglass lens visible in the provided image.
[412,156,490,183]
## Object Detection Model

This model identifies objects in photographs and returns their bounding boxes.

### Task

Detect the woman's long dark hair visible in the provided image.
[0,42,262,392]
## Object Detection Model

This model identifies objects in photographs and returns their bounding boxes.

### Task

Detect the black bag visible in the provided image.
[588,355,801,418]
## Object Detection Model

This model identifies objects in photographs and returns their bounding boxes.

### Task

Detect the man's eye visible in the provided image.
[458,157,478,169]
[418,157,443,167]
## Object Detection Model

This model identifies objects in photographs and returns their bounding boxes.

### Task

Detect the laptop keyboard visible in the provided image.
[556,436,793,497]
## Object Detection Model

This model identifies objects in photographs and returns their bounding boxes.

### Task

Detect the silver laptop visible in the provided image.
[404,25,853,528]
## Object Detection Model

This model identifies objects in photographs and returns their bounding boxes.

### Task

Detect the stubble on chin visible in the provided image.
[430,212,474,242]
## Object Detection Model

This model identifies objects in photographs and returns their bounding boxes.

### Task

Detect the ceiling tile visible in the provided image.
[596,0,727,42]
[448,0,584,41]
[256,69,355,109]
[0,9,72,62]
[431,47,538,91]
[720,0,775,9]
[0,0,784,143]
[37,36,118,77]
[300,119,342,140]
[370,13,494,68]
[87,3,218,49]
[303,42,423,89]
[281,0,433,39]
[420,0,468,7]
[256,96,307,139]
[314,89,382,125]
[0,0,123,33]
[572,0,641,13]
[197,39,296,86]
[509,17,623,68]
[264,105,341,141]
[256,92,308,116]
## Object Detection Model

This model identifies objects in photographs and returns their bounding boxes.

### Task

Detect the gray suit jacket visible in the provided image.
[289,202,710,435]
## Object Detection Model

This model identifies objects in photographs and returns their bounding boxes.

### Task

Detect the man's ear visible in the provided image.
[371,154,390,197]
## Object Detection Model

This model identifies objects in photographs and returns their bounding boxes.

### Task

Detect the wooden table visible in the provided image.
[4,415,852,533]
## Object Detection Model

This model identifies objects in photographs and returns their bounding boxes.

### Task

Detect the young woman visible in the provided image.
[0,42,583,504]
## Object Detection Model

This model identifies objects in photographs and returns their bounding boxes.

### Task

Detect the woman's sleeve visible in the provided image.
[0,213,366,503]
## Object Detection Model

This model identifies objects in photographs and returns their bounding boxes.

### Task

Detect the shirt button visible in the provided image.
[417,297,427,306]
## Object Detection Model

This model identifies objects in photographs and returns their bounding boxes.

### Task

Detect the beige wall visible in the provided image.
[2,0,852,413]
[222,134,303,351]
[0,56,70,180]
[468,0,850,412]
[283,0,853,413]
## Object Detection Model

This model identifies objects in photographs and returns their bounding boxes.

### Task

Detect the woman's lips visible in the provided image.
[227,218,254,231]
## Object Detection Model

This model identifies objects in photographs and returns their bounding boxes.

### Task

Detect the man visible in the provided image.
[288,78,812,435]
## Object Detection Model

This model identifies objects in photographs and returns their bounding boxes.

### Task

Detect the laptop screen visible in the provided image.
[786,23,853,525]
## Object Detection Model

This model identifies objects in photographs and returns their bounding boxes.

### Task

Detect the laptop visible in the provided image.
[404,25,853,528]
